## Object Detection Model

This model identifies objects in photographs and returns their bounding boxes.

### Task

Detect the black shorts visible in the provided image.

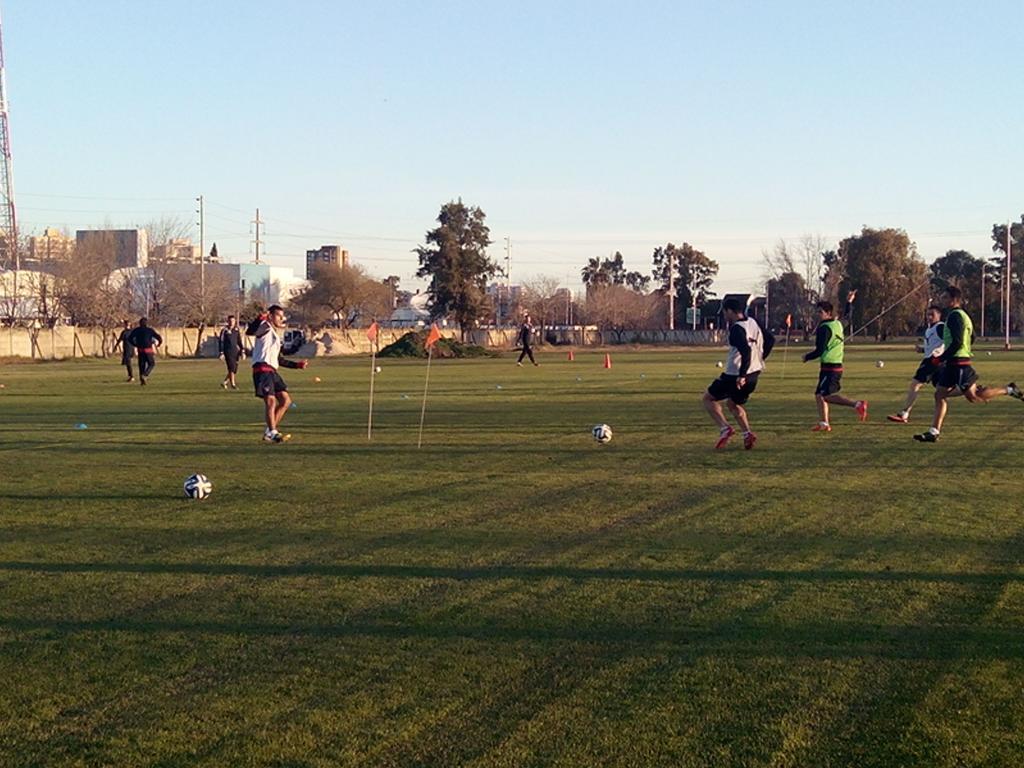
[912,359,942,385]
[937,363,978,391]
[815,369,842,396]
[224,354,240,374]
[253,369,287,399]
[707,372,759,405]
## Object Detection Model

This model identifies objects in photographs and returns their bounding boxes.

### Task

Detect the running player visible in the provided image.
[887,305,945,423]
[516,312,538,367]
[113,319,135,382]
[914,286,1023,442]
[127,318,162,386]
[218,315,244,390]
[803,291,868,431]
[246,305,309,443]
[702,297,775,449]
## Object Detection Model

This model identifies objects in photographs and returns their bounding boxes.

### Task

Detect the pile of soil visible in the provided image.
[377,331,499,359]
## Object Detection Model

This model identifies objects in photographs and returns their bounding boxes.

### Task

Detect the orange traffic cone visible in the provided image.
[567,349,575,361]
[603,353,612,369]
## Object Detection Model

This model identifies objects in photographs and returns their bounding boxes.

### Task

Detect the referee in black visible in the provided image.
[113,319,135,382]
[218,315,244,389]
[516,312,538,367]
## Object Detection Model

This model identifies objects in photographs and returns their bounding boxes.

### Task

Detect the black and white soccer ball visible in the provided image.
[184,473,212,500]
[876,360,885,369]
[592,424,613,444]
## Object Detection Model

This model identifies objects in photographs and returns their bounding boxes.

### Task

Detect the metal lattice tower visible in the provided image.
[0,12,17,270]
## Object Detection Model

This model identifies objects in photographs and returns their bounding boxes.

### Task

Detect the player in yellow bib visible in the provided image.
[914,286,1023,442]
[802,292,868,431]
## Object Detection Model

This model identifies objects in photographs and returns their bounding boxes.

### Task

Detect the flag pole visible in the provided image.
[417,346,433,449]
[367,346,377,441]
[366,321,380,441]
[781,325,790,380]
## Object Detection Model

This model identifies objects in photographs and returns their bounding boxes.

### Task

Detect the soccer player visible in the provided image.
[887,305,945,423]
[914,286,1024,443]
[113,319,135,382]
[218,315,244,390]
[516,312,538,367]
[702,297,775,449]
[803,291,868,431]
[127,318,162,386]
[246,305,309,443]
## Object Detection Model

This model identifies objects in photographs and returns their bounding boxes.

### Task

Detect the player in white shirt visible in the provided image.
[702,297,774,450]
[887,305,945,424]
[246,305,309,443]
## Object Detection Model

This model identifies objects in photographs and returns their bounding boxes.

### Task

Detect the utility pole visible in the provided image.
[0,11,19,305]
[765,281,770,329]
[691,276,698,330]
[1006,220,1013,350]
[503,236,512,325]
[668,250,675,331]
[252,208,264,265]
[196,195,205,322]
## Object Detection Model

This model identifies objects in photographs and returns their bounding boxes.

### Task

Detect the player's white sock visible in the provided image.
[819,421,829,427]
[929,427,940,436]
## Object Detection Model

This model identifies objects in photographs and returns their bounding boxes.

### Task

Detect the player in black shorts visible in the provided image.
[112,319,135,382]
[914,286,1023,442]
[702,298,774,450]
[127,318,163,386]
[887,305,945,423]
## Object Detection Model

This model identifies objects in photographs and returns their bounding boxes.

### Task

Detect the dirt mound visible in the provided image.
[377,331,499,359]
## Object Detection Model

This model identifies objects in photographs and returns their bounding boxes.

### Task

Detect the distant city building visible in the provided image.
[76,228,149,269]
[305,245,349,279]
[150,238,200,264]
[487,282,523,325]
[28,228,75,263]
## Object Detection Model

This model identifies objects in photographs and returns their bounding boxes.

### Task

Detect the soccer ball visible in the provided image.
[184,473,212,500]
[876,360,885,368]
[716,361,724,368]
[592,424,613,444]
[374,365,382,373]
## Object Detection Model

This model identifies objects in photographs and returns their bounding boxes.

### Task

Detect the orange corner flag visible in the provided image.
[366,321,379,343]
[425,324,441,348]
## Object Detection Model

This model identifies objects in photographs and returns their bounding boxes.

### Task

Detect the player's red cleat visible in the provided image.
[856,400,869,422]
[886,413,908,423]
[715,426,735,449]
[743,431,757,450]
[811,423,831,432]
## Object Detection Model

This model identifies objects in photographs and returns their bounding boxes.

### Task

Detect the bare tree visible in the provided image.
[521,276,564,343]
[291,263,393,330]
[583,284,660,343]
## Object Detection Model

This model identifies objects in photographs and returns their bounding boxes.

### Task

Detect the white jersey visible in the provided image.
[725,317,766,376]
[251,321,283,370]
[923,322,945,359]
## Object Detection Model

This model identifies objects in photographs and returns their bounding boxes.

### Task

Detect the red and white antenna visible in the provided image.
[0,10,18,271]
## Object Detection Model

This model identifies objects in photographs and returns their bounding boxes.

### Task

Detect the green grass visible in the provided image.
[1,345,1023,767]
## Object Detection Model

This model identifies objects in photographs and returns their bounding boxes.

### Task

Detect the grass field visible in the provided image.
[1,345,1024,767]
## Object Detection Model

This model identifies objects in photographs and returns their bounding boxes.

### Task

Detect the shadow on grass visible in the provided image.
[0,560,1021,585]
[0,613,1020,660]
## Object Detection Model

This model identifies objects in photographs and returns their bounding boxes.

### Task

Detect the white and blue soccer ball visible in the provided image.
[184,473,212,500]
[592,424,613,444]
[876,360,885,369]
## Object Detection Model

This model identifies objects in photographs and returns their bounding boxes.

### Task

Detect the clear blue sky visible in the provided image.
[8,0,1023,294]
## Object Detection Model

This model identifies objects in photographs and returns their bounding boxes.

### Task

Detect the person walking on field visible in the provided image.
[218,315,244,390]
[702,297,775,450]
[914,285,1024,443]
[127,318,162,386]
[113,319,135,382]
[887,305,946,424]
[803,291,868,431]
[246,305,309,443]
[516,312,538,367]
